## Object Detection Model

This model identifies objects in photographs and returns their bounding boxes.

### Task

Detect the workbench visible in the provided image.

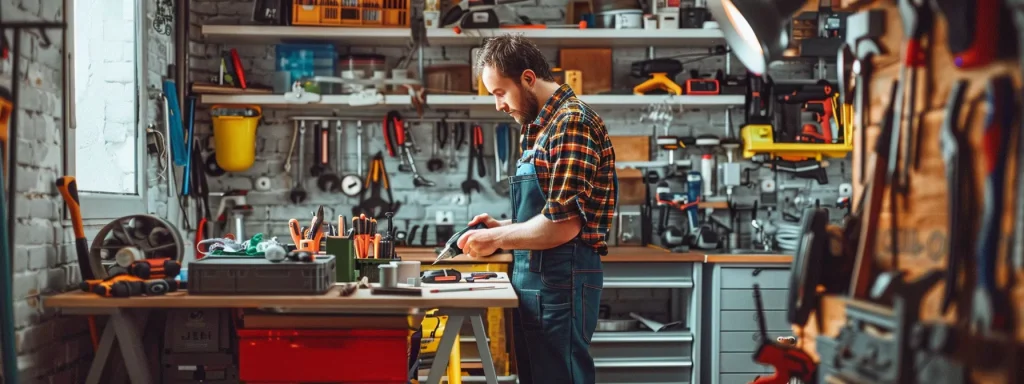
[44,278,518,384]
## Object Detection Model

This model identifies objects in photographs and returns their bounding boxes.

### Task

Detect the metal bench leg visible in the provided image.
[469,313,499,384]
[110,309,153,384]
[426,313,465,384]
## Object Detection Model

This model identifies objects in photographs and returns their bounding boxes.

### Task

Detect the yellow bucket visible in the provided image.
[211,105,261,172]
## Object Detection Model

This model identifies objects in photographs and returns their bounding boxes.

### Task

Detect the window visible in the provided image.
[66,0,147,219]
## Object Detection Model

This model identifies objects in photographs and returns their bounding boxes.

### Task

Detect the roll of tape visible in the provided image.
[838,183,853,197]
[255,176,272,191]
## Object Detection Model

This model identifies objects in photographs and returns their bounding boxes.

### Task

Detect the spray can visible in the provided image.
[700,154,715,196]
[686,171,702,233]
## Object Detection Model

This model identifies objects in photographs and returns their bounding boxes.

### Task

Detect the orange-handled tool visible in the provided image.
[288,219,303,246]
[56,176,92,280]
[55,176,99,352]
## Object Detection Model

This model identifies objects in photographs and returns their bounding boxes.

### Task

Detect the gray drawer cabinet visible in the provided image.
[595,261,701,384]
[706,263,794,384]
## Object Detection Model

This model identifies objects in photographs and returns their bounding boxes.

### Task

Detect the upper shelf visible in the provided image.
[200,25,727,48]
[198,93,744,109]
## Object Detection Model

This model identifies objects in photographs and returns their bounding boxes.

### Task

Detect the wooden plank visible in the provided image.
[610,136,651,162]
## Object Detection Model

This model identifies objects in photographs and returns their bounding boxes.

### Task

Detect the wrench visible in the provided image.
[402,141,435,187]
[971,76,1014,334]
[938,80,968,314]
[289,121,308,204]
[447,123,458,171]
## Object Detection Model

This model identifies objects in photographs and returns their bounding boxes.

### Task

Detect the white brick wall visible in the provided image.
[1,0,172,381]
[71,0,138,193]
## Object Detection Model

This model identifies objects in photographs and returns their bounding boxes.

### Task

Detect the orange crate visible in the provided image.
[292,0,411,27]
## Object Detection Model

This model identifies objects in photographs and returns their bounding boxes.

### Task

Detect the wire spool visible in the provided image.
[88,215,184,279]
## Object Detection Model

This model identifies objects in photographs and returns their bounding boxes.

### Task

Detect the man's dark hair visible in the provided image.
[475,34,556,82]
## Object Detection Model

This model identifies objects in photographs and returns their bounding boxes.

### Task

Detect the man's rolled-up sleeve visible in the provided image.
[542,115,599,223]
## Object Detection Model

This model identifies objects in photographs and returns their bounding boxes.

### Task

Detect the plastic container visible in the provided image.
[210,105,261,172]
[291,0,411,27]
[356,258,392,282]
[237,329,409,383]
[274,43,337,93]
[338,54,387,93]
[187,255,336,295]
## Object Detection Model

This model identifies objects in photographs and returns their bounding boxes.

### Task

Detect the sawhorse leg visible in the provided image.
[83,309,154,384]
[426,308,498,384]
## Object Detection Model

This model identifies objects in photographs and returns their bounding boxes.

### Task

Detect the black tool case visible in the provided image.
[188,256,336,295]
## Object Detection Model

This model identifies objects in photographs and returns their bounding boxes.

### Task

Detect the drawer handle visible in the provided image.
[750,267,788,276]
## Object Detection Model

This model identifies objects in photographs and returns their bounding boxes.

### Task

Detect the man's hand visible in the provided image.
[457,229,499,258]
[468,213,503,228]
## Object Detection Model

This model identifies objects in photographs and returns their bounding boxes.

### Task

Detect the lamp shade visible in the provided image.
[707,0,808,75]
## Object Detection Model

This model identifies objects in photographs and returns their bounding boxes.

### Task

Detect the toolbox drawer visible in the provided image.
[720,310,790,332]
[238,329,408,383]
[596,365,693,383]
[602,262,695,288]
[719,331,796,353]
[720,267,790,289]
[721,373,766,384]
[719,351,768,373]
[720,288,788,310]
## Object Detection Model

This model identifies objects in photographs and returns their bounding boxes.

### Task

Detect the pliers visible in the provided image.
[472,125,486,178]
[383,110,405,157]
[453,122,468,151]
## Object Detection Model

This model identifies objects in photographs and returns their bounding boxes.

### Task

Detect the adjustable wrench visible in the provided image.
[970,76,1015,334]
[938,80,968,314]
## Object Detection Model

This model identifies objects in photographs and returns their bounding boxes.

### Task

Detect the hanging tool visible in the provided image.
[427,120,446,172]
[932,0,999,69]
[56,176,94,280]
[162,80,188,166]
[460,125,484,201]
[970,76,1015,335]
[631,58,684,95]
[181,96,197,196]
[340,121,364,197]
[938,80,969,314]
[493,123,510,195]
[290,121,309,203]
[353,152,401,220]
[786,207,844,328]
[379,212,397,259]
[419,224,430,246]
[449,123,467,171]
[849,83,899,299]
[399,121,436,187]
[890,0,932,190]
[853,39,882,184]
[315,120,341,192]
[751,284,816,384]
[434,223,488,264]
[383,111,405,159]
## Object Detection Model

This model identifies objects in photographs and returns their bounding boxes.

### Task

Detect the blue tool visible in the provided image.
[181,95,197,196]
[162,80,187,166]
[686,171,702,233]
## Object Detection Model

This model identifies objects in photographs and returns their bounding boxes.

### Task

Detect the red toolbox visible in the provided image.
[237,329,408,383]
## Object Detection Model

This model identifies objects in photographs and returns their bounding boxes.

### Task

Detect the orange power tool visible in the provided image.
[750,284,816,384]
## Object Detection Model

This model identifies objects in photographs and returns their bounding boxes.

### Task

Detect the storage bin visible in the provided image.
[292,0,411,27]
[187,255,336,295]
[238,329,408,383]
[356,258,392,282]
[274,43,337,93]
[210,105,261,172]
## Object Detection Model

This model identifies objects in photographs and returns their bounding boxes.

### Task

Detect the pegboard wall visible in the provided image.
[186,0,852,254]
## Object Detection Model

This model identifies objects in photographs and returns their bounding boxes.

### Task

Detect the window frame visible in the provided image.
[64,0,149,220]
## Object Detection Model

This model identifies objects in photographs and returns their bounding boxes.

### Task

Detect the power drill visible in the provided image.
[750,284,816,384]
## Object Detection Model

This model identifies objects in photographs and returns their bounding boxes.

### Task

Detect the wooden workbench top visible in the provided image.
[44,280,519,311]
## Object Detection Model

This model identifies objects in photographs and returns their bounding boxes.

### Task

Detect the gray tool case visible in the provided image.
[187,255,337,295]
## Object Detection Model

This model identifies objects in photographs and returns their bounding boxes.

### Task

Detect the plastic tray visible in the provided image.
[188,255,336,295]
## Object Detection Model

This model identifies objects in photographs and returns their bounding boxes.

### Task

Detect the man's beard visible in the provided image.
[510,88,540,125]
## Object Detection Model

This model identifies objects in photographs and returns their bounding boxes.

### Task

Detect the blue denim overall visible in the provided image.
[508,132,614,384]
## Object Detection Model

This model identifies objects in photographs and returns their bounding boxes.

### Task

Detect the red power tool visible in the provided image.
[750,284,816,384]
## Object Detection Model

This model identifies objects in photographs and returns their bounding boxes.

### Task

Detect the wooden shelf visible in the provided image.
[201,25,727,48]
[198,93,744,109]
